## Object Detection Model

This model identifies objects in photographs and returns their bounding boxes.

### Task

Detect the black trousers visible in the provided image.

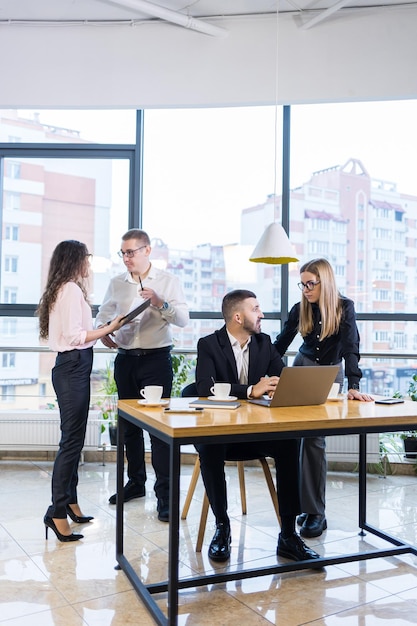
[47,348,93,519]
[114,350,173,500]
[293,353,344,514]
[195,439,301,526]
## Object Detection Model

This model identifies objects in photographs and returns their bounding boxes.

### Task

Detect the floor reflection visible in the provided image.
[0,458,416,625]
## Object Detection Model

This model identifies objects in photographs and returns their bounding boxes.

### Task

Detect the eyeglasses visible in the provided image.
[298,280,320,291]
[118,245,147,259]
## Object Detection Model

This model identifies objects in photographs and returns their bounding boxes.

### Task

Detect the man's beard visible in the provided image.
[242,319,261,335]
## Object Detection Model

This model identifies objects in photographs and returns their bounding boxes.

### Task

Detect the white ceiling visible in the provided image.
[0,0,414,34]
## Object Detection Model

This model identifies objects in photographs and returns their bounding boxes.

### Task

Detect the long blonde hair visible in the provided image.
[299,258,342,340]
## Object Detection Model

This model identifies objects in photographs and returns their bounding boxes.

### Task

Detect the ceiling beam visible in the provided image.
[299,0,351,30]
[100,0,229,37]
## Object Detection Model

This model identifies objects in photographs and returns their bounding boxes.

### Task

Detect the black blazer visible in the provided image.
[274,297,361,388]
[196,325,285,399]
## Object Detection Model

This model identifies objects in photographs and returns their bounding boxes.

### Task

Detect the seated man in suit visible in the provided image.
[195,289,320,563]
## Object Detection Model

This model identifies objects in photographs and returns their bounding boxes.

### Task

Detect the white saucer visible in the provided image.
[208,395,238,402]
[327,394,345,402]
[138,399,169,407]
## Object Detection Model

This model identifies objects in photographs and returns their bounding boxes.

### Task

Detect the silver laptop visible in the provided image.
[248,365,340,407]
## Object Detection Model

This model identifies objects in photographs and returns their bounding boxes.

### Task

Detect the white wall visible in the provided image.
[1,9,417,108]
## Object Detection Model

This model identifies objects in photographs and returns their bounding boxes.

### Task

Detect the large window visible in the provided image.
[289,100,417,314]
[287,101,417,394]
[143,106,283,324]
[1,155,130,306]
[1,110,137,144]
[0,111,136,408]
[1,103,417,409]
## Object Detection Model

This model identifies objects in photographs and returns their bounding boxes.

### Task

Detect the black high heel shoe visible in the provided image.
[66,505,94,524]
[44,515,84,542]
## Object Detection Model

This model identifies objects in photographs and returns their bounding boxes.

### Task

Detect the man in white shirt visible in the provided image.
[96,229,189,521]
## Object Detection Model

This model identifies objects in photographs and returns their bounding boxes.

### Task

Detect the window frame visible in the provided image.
[0,106,416,336]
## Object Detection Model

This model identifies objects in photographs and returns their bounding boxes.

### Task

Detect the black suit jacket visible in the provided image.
[196,325,285,399]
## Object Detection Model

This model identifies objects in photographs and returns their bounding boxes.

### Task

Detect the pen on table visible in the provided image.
[164,408,203,413]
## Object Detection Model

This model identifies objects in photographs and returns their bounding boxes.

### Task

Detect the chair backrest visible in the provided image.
[181,382,198,397]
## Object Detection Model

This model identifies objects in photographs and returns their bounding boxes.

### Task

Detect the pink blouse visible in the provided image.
[48,282,96,353]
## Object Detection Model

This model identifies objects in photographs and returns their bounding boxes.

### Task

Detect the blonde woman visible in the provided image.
[38,240,124,542]
[274,258,372,538]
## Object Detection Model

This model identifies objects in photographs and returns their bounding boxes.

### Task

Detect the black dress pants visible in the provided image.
[47,347,93,519]
[114,350,173,501]
[196,439,301,525]
[293,353,344,515]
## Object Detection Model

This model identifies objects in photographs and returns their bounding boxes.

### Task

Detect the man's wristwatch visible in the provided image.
[350,383,360,390]
[158,301,169,311]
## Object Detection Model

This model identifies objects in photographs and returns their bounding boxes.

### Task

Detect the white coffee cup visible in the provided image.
[210,382,231,400]
[327,382,340,400]
[140,385,163,403]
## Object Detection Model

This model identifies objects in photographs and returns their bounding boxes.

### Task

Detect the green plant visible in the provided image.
[400,431,417,440]
[406,373,417,402]
[393,373,417,439]
[394,373,417,403]
[97,362,118,432]
[380,432,403,456]
[171,353,194,397]
[392,376,417,473]
[99,362,118,397]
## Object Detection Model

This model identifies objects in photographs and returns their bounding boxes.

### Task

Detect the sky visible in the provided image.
[290,101,417,196]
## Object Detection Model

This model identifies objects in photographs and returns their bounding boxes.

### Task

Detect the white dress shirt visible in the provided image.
[227,330,253,397]
[96,264,189,350]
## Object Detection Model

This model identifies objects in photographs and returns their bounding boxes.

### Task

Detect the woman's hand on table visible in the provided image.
[348,389,373,402]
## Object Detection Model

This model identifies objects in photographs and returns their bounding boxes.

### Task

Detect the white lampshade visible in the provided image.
[249,222,299,265]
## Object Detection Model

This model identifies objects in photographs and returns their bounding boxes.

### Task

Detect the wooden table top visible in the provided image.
[118,397,417,440]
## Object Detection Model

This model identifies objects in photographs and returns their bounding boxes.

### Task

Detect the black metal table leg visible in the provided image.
[167,442,181,625]
[358,433,367,534]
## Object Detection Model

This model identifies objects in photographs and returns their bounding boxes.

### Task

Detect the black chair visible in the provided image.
[181,382,198,397]
[180,382,280,551]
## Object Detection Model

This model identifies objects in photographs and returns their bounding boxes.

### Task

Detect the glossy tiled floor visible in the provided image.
[1,457,417,625]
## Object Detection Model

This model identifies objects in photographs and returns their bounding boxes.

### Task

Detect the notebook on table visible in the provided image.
[189,398,241,410]
[248,365,340,407]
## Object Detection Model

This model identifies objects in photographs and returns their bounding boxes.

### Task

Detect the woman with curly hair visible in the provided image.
[38,240,124,542]
[274,258,373,539]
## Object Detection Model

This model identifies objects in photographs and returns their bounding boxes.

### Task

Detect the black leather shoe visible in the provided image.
[208,522,231,562]
[296,512,308,527]
[300,514,327,538]
[108,479,146,505]
[277,532,320,561]
[157,499,169,522]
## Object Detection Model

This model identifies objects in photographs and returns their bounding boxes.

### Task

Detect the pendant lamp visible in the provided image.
[248,9,298,267]
[249,222,298,264]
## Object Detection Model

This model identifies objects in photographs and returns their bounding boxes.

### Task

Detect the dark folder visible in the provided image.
[120,299,151,326]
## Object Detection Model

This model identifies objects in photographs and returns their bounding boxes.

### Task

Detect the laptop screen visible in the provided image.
[248,365,340,408]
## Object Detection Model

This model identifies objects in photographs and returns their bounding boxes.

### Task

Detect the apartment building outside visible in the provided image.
[241,158,417,395]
